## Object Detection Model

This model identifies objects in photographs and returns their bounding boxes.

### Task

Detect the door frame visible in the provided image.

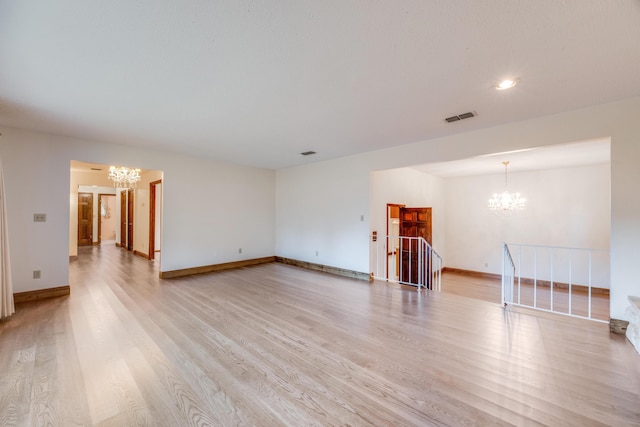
[120,190,127,248]
[127,189,134,251]
[149,180,162,260]
[386,203,405,281]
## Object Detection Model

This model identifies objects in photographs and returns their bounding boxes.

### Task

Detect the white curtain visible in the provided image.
[0,156,14,319]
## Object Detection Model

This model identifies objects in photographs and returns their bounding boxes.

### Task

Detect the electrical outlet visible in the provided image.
[33,213,46,222]
[33,270,41,279]
[238,248,242,254]
[484,263,489,268]
[315,251,319,256]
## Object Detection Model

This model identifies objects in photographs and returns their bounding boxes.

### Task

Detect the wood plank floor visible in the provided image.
[1,245,639,426]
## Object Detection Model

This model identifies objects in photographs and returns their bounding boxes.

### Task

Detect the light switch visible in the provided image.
[33,213,46,222]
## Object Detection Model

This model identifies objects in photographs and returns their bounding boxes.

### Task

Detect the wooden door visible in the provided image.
[399,207,432,286]
[127,189,134,251]
[120,191,127,248]
[78,193,93,246]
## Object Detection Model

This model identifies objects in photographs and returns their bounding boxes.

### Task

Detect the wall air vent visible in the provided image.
[300,151,317,156]
[445,111,476,123]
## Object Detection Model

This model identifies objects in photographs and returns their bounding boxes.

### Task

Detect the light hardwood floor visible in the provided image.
[1,245,639,426]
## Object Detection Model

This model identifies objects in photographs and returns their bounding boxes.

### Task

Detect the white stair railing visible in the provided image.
[502,242,515,307]
[502,242,609,322]
[370,235,442,291]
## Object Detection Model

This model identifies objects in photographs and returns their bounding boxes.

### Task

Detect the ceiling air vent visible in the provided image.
[445,111,476,123]
[300,151,316,156]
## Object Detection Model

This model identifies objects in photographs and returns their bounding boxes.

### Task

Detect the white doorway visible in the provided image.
[98,194,117,244]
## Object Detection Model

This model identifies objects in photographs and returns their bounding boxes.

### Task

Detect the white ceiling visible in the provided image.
[411,138,610,178]
[1,1,639,170]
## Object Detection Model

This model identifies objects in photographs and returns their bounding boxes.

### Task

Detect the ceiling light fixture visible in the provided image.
[488,161,526,216]
[108,165,141,190]
[496,79,519,90]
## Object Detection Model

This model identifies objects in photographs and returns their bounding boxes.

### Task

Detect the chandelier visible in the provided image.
[488,161,526,215]
[108,166,141,189]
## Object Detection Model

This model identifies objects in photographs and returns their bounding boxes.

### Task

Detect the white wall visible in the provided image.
[0,128,276,293]
[276,156,370,270]
[163,155,275,271]
[275,97,640,320]
[444,163,610,286]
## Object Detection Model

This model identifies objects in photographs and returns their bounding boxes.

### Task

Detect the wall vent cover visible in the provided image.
[445,111,476,123]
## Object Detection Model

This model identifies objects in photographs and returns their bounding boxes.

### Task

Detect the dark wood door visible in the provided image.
[78,193,93,246]
[399,207,432,286]
[120,191,127,248]
[127,189,134,251]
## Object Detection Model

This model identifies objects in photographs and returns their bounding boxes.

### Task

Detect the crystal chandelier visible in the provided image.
[108,165,141,189]
[488,161,526,215]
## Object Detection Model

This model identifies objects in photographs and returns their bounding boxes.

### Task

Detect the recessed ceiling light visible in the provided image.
[496,79,519,90]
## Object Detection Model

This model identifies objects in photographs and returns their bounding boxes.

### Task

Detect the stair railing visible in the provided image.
[370,234,441,291]
[501,242,609,322]
[502,242,516,306]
